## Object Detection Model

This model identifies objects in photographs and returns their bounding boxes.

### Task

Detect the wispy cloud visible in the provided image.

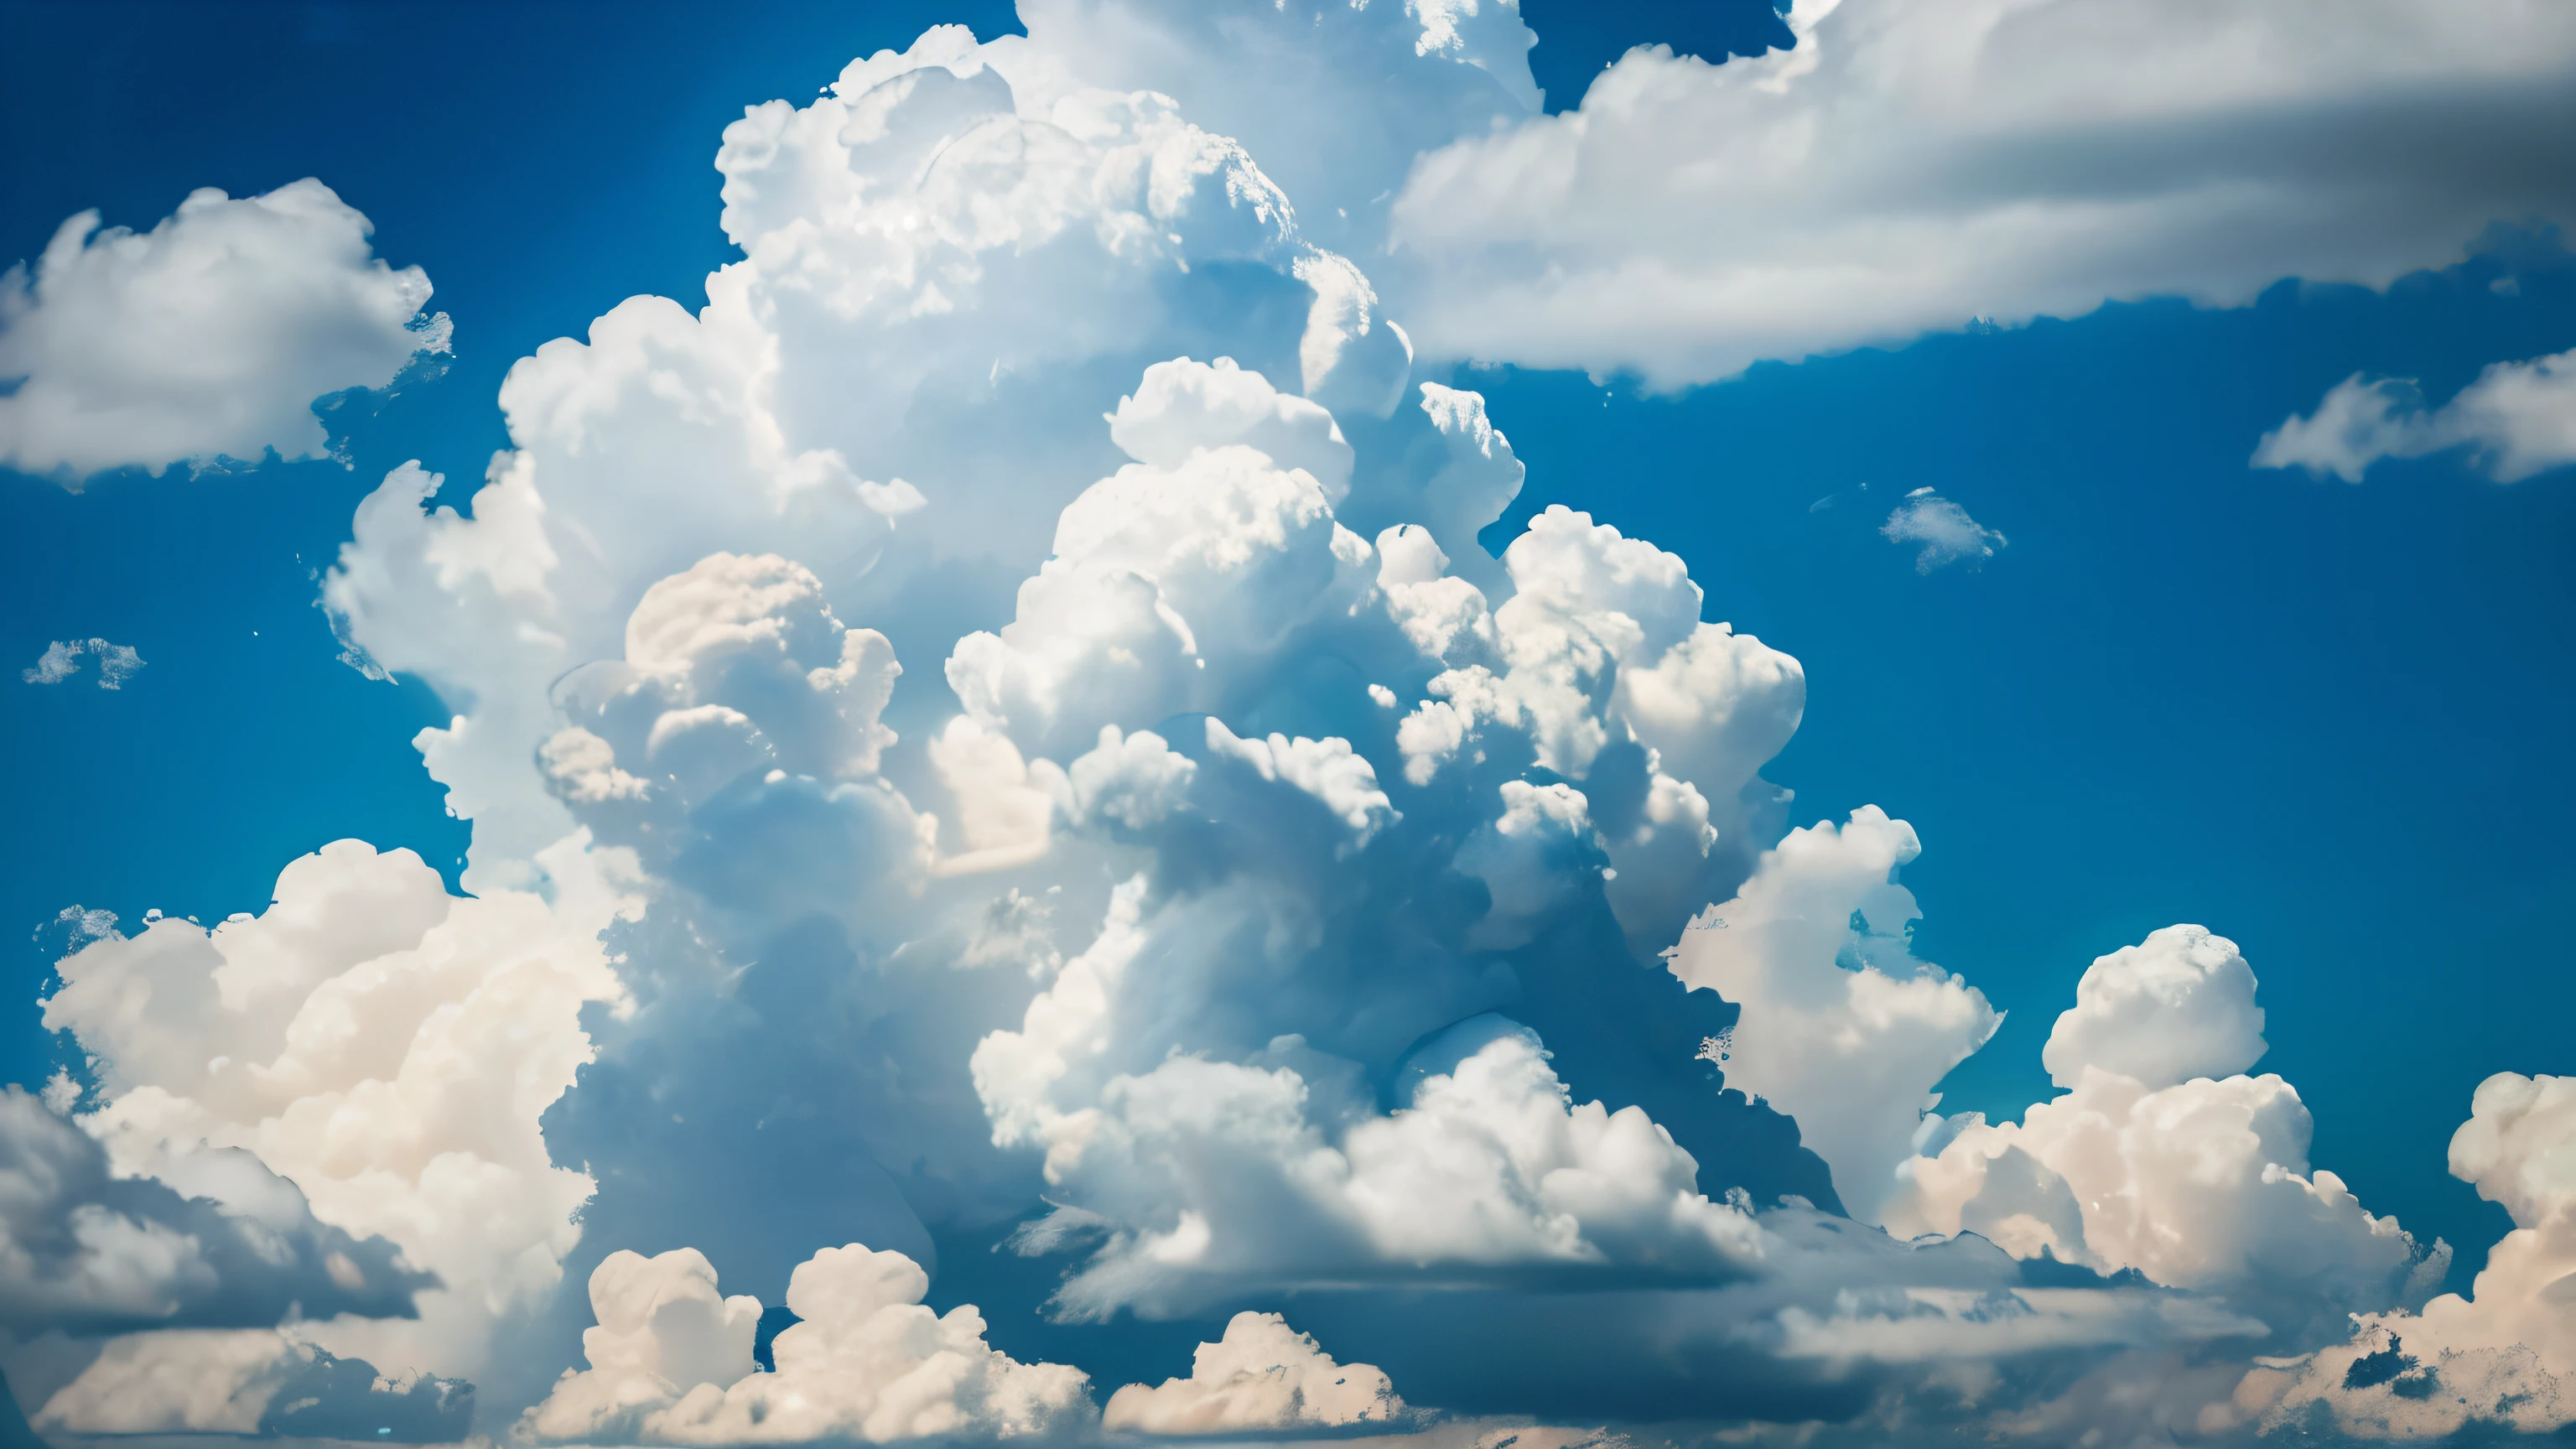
[22,636,144,688]
[1882,487,2007,573]
[2255,348,2576,483]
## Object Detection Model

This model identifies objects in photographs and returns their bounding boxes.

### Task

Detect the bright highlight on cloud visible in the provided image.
[0,179,449,485]
[11,3,2574,1446]
[2254,348,2576,483]
[19,637,143,688]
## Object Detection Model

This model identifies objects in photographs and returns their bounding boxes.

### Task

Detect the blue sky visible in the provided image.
[4,2,2573,1446]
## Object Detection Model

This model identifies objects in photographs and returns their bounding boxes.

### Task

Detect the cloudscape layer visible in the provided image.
[4,3,2573,1446]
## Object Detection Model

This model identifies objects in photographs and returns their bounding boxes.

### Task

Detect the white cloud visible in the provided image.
[2248,1072,2576,1438]
[1878,929,2439,1341]
[2039,924,2266,1090]
[20,637,144,688]
[1393,502,1804,948]
[1383,0,2576,385]
[2254,348,2576,483]
[521,1242,1093,1444]
[513,1248,763,1441]
[0,1086,431,1334]
[1104,1311,1404,1433]
[1665,808,2000,1226]
[980,1006,1764,1319]
[1880,489,2007,574]
[1202,718,1397,846]
[0,179,449,484]
[39,837,638,1385]
[36,1329,323,1435]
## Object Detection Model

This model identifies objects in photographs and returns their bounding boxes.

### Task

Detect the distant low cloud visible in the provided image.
[2254,348,2576,483]
[0,179,449,486]
[517,1243,1093,1443]
[1882,488,2007,573]
[1104,1311,1406,1434]
[21,637,143,688]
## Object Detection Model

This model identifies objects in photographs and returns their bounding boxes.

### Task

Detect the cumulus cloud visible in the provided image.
[1383,0,2576,385]
[2039,924,2265,1090]
[2247,1072,2576,1438]
[2253,348,2576,483]
[0,179,449,484]
[0,1086,433,1334]
[19,637,144,688]
[38,838,636,1385]
[983,1015,1766,1319]
[520,1243,1091,1443]
[1877,927,2441,1343]
[1666,808,2000,1225]
[1103,1311,1403,1433]
[1880,489,2007,574]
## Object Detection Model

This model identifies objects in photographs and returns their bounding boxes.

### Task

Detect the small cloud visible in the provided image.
[1882,488,2007,573]
[22,637,145,688]
[2253,347,2576,484]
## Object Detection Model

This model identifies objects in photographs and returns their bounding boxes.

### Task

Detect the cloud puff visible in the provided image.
[1383,0,2576,385]
[38,838,637,1385]
[0,1086,433,1334]
[979,962,1764,1318]
[520,1242,1092,1444]
[1880,490,2007,574]
[1665,808,2001,1225]
[1879,929,2440,1342]
[2253,348,2576,483]
[2039,925,2266,1090]
[0,179,449,484]
[2248,1072,2576,1437]
[1103,1311,1403,1433]
[19,637,143,688]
